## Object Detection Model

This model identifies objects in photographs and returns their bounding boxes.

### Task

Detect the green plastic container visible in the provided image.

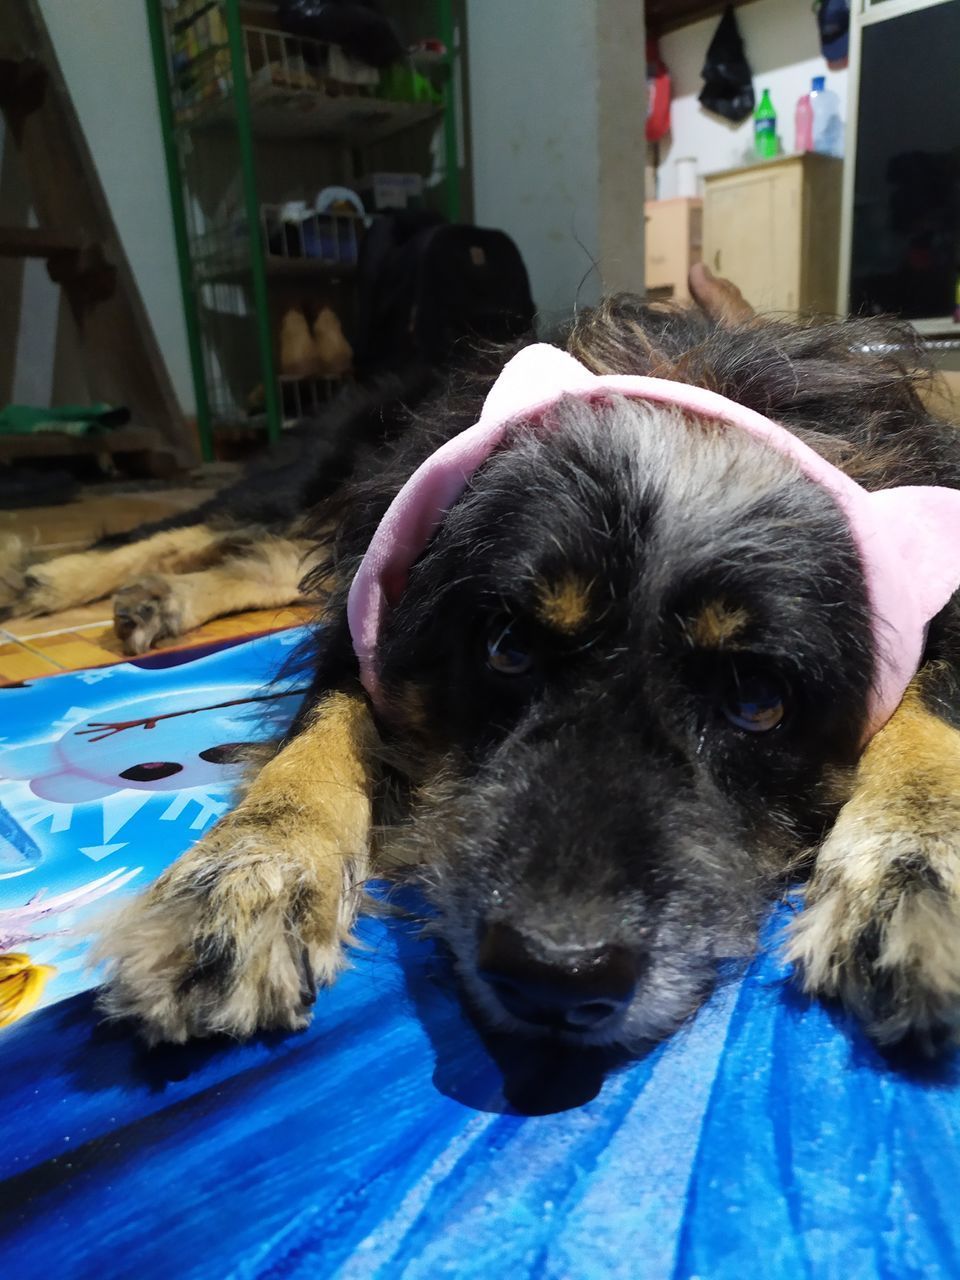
[754,88,778,159]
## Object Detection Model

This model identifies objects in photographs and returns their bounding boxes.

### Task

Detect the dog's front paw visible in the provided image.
[94,824,354,1044]
[787,830,960,1052]
[113,575,181,654]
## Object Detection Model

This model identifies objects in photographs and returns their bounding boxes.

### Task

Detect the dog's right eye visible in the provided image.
[486,619,534,677]
[721,670,788,733]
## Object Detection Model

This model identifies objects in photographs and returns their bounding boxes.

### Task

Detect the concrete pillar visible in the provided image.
[467,0,646,326]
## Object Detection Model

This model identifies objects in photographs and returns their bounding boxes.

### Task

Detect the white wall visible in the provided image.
[467,0,646,326]
[20,0,646,409]
[656,0,848,199]
[37,0,195,413]
[467,0,602,323]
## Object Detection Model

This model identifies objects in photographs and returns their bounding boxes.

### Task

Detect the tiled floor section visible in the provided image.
[0,605,313,683]
[0,484,310,683]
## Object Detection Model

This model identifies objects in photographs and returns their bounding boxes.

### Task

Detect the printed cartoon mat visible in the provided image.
[2,630,960,1280]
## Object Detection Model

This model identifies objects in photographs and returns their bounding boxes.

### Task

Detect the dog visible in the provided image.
[75,266,960,1057]
[0,365,440,654]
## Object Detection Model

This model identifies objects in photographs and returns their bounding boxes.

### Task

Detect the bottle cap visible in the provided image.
[812,75,826,91]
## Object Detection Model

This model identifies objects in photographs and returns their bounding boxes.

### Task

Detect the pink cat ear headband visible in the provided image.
[348,343,960,742]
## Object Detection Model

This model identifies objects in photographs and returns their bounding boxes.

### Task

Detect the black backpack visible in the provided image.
[353,211,536,377]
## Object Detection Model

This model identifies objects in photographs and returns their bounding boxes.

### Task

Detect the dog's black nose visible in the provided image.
[477,923,636,1031]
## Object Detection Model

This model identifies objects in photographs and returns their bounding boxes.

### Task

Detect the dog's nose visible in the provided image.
[476,922,636,1030]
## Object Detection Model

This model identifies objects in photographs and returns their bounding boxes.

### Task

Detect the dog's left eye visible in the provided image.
[486,619,534,676]
[722,673,787,733]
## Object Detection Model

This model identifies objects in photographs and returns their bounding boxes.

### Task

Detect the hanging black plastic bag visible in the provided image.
[698,5,755,123]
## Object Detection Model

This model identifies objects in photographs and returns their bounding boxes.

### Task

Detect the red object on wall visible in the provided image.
[646,37,671,142]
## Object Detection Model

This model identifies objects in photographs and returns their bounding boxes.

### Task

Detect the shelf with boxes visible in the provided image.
[149,0,461,454]
[170,9,443,140]
[193,201,362,282]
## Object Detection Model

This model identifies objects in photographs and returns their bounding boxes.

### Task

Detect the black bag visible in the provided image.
[277,0,404,69]
[353,212,536,376]
[698,5,755,124]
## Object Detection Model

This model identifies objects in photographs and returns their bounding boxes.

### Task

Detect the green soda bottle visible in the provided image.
[754,88,778,159]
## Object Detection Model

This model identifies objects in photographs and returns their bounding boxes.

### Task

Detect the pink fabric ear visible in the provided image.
[348,343,960,742]
[857,486,960,727]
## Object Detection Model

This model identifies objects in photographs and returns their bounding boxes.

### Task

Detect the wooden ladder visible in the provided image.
[0,1,196,473]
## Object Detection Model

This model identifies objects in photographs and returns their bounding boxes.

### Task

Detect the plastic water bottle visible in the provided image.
[794,93,813,153]
[754,88,778,159]
[810,75,843,157]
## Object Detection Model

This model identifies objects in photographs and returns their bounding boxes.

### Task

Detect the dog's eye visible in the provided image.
[722,673,787,733]
[486,619,534,677]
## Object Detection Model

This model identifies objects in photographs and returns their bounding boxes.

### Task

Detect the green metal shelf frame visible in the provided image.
[147,0,461,454]
[223,0,284,446]
[146,0,215,461]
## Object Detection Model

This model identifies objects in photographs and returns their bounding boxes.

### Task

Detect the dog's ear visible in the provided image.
[688,263,755,326]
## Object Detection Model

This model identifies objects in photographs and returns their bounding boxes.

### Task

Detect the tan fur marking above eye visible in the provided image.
[689,600,750,649]
[536,575,593,634]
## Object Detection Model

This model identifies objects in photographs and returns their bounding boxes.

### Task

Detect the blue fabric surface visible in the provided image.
[2,633,959,1279]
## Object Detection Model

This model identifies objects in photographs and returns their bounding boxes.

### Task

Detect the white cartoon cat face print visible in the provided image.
[0,686,280,803]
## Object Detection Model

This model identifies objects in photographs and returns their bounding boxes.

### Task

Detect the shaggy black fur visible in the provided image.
[256,297,960,1049]
[89,366,441,552]
[94,293,960,1057]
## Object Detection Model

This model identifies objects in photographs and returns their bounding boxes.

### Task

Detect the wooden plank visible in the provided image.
[0,225,81,258]
[0,111,30,403]
[0,3,196,466]
[0,425,161,459]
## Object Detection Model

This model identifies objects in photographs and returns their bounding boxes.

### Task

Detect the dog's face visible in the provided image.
[373,393,875,1050]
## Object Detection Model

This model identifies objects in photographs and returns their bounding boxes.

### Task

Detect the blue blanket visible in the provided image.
[2,633,959,1279]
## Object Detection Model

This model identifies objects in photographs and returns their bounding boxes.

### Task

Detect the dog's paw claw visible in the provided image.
[113,576,181,654]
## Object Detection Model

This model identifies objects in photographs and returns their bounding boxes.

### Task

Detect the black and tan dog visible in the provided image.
[24,269,960,1055]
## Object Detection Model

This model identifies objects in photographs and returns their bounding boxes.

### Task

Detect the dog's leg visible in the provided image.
[0,524,226,618]
[112,537,317,654]
[787,669,960,1049]
[95,691,375,1044]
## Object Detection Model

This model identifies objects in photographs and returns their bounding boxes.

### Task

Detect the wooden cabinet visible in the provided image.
[644,197,702,301]
[702,154,843,314]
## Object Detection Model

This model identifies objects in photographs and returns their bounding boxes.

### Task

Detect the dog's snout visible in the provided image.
[477,922,636,1031]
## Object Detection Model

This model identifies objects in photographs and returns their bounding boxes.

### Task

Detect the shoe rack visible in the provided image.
[147,0,465,458]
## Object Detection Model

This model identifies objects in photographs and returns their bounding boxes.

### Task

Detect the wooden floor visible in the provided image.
[0,488,311,684]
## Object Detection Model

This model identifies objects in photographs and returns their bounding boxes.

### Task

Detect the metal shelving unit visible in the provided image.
[147,0,461,458]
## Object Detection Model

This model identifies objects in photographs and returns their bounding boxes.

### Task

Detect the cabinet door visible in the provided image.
[645,201,690,293]
[703,167,802,312]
